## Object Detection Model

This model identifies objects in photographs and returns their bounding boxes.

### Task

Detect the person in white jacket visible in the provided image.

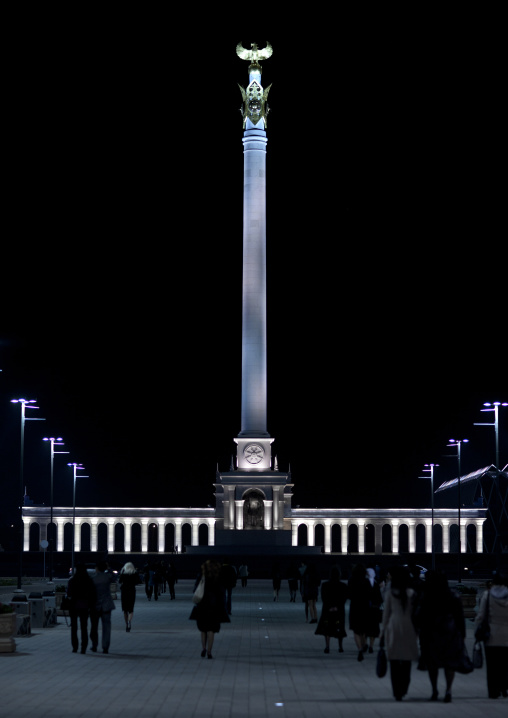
[475,570,508,699]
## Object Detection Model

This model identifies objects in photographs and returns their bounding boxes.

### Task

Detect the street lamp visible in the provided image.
[446,439,469,583]
[42,438,69,583]
[11,399,45,591]
[474,402,507,469]
[419,463,439,571]
[68,463,88,576]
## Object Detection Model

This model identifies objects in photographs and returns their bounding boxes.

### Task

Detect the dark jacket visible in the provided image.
[67,570,96,614]
[93,571,116,613]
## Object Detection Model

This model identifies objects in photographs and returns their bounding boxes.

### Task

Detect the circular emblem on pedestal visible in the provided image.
[244,443,264,464]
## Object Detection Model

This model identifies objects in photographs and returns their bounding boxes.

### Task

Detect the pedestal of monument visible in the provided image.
[185,529,322,556]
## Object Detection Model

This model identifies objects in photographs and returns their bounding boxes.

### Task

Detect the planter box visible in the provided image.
[0,613,17,653]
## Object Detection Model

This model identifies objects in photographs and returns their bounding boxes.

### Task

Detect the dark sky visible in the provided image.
[1,17,506,539]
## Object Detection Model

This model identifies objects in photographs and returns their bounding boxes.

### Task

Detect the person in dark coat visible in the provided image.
[287,561,299,602]
[302,563,321,623]
[190,560,230,659]
[166,561,177,600]
[67,563,96,654]
[90,561,116,654]
[348,563,371,661]
[315,565,348,653]
[219,559,237,615]
[272,561,282,601]
[475,570,508,699]
[415,570,466,702]
[119,562,140,632]
[365,567,383,653]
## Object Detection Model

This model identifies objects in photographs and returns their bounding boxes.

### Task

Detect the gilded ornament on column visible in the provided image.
[237,42,272,127]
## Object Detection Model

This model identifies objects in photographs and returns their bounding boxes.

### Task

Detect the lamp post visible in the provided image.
[11,399,45,591]
[474,402,507,469]
[447,439,469,583]
[68,463,88,576]
[42,438,69,583]
[420,463,439,571]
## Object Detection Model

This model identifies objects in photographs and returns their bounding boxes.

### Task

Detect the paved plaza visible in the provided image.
[0,578,506,718]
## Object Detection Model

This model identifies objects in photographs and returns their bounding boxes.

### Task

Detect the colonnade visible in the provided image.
[26,516,216,553]
[291,516,485,554]
[23,506,487,555]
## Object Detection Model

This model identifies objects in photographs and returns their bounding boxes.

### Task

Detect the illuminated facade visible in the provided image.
[21,43,488,557]
[23,505,486,555]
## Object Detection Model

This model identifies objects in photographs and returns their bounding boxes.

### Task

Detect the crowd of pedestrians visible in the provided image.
[64,558,508,702]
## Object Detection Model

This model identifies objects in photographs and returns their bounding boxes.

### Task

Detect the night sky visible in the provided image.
[1,18,506,547]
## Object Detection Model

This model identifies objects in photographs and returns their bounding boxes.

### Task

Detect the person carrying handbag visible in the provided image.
[189,560,230,659]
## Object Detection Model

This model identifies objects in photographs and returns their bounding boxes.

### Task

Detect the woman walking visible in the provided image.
[365,567,383,654]
[416,570,466,702]
[382,566,419,701]
[302,563,321,624]
[475,570,508,699]
[119,562,140,633]
[348,563,371,661]
[315,565,348,653]
[287,561,299,602]
[189,560,230,659]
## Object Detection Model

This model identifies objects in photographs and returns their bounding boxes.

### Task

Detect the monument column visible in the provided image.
[235,42,274,472]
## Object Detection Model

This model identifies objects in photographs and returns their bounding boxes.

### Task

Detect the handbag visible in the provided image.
[376,636,387,678]
[192,576,205,604]
[60,595,72,611]
[455,644,474,674]
[475,591,490,642]
[473,642,483,669]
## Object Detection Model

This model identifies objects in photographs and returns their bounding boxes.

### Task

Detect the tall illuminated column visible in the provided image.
[235,42,274,471]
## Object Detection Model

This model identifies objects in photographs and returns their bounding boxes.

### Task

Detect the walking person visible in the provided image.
[365,567,383,654]
[143,562,152,601]
[287,561,299,602]
[475,570,508,699]
[272,561,282,601]
[119,562,140,633]
[152,563,161,600]
[220,559,237,615]
[158,560,168,594]
[90,561,116,654]
[299,562,309,620]
[348,563,371,661]
[239,563,249,588]
[415,569,467,703]
[315,565,348,653]
[167,561,177,600]
[381,566,419,701]
[302,562,321,623]
[190,560,230,659]
[67,563,96,654]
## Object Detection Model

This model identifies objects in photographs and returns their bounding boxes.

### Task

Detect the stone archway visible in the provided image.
[243,490,265,529]
[297,523,308,547]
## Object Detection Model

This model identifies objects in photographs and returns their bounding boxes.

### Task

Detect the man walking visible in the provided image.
[90,561,116,654]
